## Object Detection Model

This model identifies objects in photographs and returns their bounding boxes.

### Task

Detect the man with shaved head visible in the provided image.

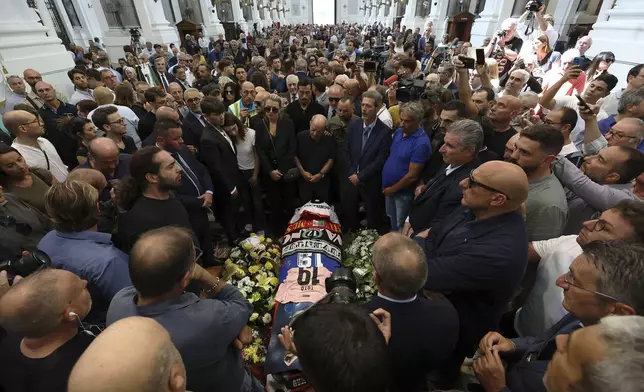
[19,68,68,111]
[326,84,343,119]
[0,269,93,392]
[79,137,131,200]
[485,95,521,157]
[68,317,187,392]
[366,232,458,392]
[3,109,68,181]
[343,78,362,117]
[228,81,257,126]
[295,114,335,202]
[415,160,530,385]
[107,226,258,392]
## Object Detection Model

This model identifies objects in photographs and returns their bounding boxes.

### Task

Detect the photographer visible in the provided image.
[0,268,94,392]
[516,2,558,59]
[485,18,523,78]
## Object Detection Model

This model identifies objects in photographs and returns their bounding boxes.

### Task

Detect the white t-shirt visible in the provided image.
[514,235,581,337]
[12,138,68,182]
[235,128,256,171]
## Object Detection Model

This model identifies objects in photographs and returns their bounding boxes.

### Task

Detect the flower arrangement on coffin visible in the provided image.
[224,233,281,364]
[342,229,380,303]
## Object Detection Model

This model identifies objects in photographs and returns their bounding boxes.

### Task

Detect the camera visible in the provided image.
[525,0,543,12]
[397,78,427,103]
[0,250,51,281]
[320,268,357,305]
[496,30,506,38]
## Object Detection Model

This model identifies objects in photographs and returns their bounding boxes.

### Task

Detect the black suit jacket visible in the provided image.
[345,118,392,189]
[284,101,326,134]
[154,70,176,91]
[199,123,241,198]
[172,146,213,210]
[182,112,206,149]
[137,111,156,141]
[416,207,528,354]
[409,160,480,232]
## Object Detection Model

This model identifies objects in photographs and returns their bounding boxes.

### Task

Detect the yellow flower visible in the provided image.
[266,238,273,244]
[250,232,257,237]
[264,261,274,270]
[225,259,233,265]
[249,312,259,321]
[243,243,252,250]
[250,251,258,258]
[259,235,265,242]
[236,269,245,277]
[248,265,260,274]
[251,291,262,303]
[268,277,279,287]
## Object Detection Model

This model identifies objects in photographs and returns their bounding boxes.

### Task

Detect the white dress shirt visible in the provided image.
[12,138,68,182]
[377,106,394,129]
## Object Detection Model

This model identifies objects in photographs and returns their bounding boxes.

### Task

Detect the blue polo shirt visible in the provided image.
[382,128,431,188]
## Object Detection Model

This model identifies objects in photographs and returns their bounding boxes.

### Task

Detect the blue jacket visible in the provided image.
[270,72,287,93]
[345,118,392,189]
[417,207,528,354]
[504,314,582,392]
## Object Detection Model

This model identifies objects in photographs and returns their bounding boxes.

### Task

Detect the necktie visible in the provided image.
[331,109,337,118]
[161,75,168,91]
[172,153,201,195]
[361,126,371,153]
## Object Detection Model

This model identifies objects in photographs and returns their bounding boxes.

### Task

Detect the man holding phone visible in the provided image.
[540,67,619,150]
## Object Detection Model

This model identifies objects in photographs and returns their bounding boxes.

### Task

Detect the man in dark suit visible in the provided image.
[366,232,458,392]
[414,160,530,387]
[438,64,459,99]
[181,88,206,153]
[404,119,483,236]
[152,56,176,92]
[278,74,300,106]
[285,79,326,134]
[199,97,242,246]
[153,119,216,267]
[343,91,392,233]
[138,87,168,142]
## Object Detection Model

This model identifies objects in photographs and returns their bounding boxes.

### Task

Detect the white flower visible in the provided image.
[262,313,272,324]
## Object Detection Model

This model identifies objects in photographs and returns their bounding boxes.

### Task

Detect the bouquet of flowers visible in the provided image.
[224,233,281,364]
[342,229,380,302]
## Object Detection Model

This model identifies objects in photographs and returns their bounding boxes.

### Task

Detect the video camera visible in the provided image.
[0,250,51,282]
[397,78,427,103]
[319,268,358,305]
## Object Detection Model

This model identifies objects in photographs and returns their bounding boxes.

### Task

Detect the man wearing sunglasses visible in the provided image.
[414,160,530,386]
[474,240,644,392]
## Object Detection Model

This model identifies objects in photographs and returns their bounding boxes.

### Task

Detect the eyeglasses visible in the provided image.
[266,106,280,113]
[605,58,616,63]
[467,170,511,200]
[561,270,622,303]
[328,97,340,102]
[0,216,32,236]
[543,118,561,126]
[606,129,639,141]
[589,218,608,232]
[225,90,234,94]
[194,246,203,262]
[186,97,201,103]
[21,118,42,127]
[109,118,125,125]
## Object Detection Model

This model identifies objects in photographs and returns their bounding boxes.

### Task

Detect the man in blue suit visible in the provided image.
[154,119,216,267]
[342,91,392,233]
[473,241,644,392]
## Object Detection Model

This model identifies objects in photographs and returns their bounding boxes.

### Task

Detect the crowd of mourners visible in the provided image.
[1,7,644,391]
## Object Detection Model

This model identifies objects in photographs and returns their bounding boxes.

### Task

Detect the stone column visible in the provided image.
[200,0,224,37]
[231,0,248,33]
[401,0,419,29]
[0,0,75,98]
[588,0,644,89]
[468,0,515,46]
[133,0,180,47]
[378,3,387,22]
[252,1,263,31]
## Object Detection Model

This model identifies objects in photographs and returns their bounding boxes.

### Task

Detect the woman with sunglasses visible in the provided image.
[586,51,616,89]
[0,183,52,260]
[222,82,240,108]
[0,144,54,214]
[255,94,297,237]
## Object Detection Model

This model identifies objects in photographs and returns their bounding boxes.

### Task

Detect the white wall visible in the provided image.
[336,0,365,24]
[312,0,334,24]
[289,0,312,24]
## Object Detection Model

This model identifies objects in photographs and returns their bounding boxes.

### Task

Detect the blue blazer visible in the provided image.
[345,118,392,189]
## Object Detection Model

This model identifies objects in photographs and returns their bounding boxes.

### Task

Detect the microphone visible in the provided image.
[383,74,398,87]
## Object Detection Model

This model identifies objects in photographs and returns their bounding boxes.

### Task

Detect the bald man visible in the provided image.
[414,160,530,384]
[366,232,459,392]
[3,109,69,181]
[79,137,131,201]
[343,78,362,117]
[228,81,257,126]
[0,269,93,392]
[485,95,522,157]
[87,86,142,148]
[68,317,187,392]
[19,69,68,111]
[295,114,335,202]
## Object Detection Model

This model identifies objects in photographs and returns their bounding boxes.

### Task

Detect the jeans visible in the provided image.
[385,190,413,231]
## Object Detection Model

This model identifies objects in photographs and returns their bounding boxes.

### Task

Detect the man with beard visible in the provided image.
[114,146,192,253]
[68,69,95,105]
[509,125,569,241]
[552,145,644,234]
[285,79,326,134]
